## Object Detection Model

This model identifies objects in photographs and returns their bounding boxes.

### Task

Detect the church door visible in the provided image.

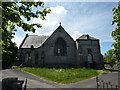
[87,54,93,68]
[87,54,93,63]
[87,49,94,68]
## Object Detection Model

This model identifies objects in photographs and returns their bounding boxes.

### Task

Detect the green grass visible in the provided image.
[105,66,120,71]
[12,66,20,69]
[21,67,107,84]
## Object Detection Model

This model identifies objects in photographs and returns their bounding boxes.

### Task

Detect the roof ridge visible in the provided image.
[28,35,38,36]
[38,35,49,36]
[77,34,99,40]
[20,35,49,48]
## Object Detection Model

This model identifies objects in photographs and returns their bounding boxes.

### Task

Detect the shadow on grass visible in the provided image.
[105,68,119,72]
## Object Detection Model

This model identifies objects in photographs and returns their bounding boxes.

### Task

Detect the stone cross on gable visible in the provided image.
[59,22,61,25]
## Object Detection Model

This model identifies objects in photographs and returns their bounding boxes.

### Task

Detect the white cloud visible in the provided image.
[71,31,82,40]
[32,5,67,35]
[12,36,24,48]
[12,5,67,47]
[34,0,41,2]
[99,34,114,43]
[67,11,114,42]
[13,3,115,48]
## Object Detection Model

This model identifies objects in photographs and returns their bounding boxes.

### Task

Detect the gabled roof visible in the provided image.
[77,34,99,40]
[20,25,75,49]
[20,35,49,48]
[50,25,75,42]
[20,25,99,49]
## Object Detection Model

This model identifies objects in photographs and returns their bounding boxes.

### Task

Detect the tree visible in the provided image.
[1,2,51,68]
[112,2,120,65]
[104,49,116,67]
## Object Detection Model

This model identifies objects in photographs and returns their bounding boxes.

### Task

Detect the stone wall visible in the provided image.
[37,27,77,68]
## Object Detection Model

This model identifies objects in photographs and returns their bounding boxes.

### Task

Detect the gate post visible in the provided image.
[96,76,99,90]
[101,80,104,90]
[116,85,118,90]
[106,83,108,90]
[111,85,113,90]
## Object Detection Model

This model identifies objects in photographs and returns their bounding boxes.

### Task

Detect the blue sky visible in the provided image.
[12,2,118,55]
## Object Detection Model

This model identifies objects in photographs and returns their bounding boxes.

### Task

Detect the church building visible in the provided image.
[19,24,104,69]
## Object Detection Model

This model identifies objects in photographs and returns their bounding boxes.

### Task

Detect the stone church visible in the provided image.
[19,24,104,69]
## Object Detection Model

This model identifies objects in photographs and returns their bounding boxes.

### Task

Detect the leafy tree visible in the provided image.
[112,2,120,65]
[1,2,51,68]
[104,49,116,67]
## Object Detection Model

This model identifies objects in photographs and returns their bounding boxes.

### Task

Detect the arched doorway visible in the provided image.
[87,49,94,68]
[88,54,93,63]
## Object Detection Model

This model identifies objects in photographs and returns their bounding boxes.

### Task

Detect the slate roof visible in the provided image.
[20,35,49,48]
[77,34,99,40]
[20,25,99,49]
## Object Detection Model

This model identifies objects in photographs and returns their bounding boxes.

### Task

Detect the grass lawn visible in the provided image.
[21,67,108,84]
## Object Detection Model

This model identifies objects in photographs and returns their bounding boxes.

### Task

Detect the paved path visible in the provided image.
[1,69,58,88]
[63,72,119,88]
[1,69,119,89]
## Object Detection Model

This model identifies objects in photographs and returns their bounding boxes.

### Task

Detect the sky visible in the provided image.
[12,2,118,55]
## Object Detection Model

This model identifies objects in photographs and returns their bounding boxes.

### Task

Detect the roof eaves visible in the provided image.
[19,34,28,49]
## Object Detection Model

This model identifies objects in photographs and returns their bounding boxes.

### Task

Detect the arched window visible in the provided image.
[25,53,29,63]
[35,53,38,65]
[41,51,45,65]
[54,38,67,56]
